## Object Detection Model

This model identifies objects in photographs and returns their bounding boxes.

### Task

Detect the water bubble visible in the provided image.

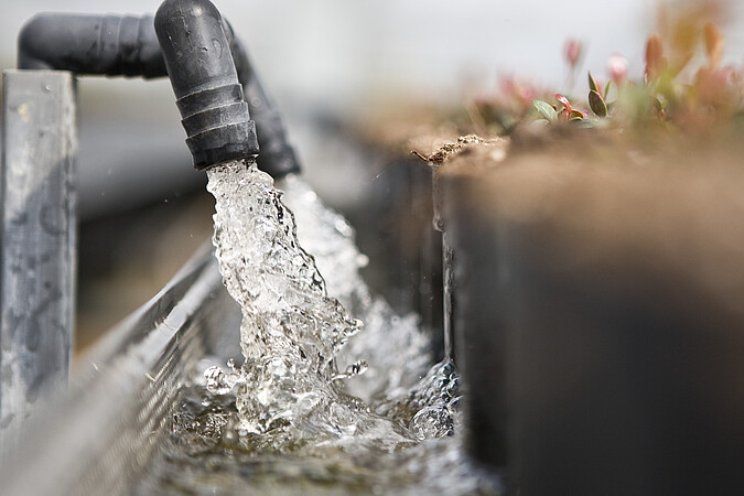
[203,365,229,394]
[410,406,453,440]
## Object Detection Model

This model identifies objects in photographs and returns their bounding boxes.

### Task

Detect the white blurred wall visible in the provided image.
[3,0,744,107]
[1,1,743,213]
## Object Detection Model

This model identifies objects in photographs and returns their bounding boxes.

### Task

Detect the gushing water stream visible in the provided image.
[135,161,499,494]
[278,174,432,404]
[207,160,413,450]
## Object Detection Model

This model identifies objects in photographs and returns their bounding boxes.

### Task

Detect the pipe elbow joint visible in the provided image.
[155,0,259,170]
[18,14,54,70]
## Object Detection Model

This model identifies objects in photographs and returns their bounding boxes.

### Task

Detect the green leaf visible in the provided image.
[532,99,558,121]
[653,96,664,112]
[604,80,612,99]
[652,96,666,119]
[588,72,600,94]
[588,90,607,117]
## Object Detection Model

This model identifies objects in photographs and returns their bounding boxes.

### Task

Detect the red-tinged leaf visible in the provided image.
[704,22,723,68]
[588,90,607,117]
[645,34,664,80]
[555,94,571,108]
[570,109,585,119]
[607,54,629,86]
[564,39,583,69]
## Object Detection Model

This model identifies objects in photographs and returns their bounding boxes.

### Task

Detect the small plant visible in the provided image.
[472,0,743,136]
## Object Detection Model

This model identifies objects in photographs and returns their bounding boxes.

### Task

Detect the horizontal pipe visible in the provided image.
[18,14,165,78]
[18,11,301,177]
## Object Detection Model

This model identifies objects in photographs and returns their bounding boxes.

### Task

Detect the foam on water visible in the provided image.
[135,382,500,495]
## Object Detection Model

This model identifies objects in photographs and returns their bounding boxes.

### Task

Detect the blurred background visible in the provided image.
[1,0,742,351]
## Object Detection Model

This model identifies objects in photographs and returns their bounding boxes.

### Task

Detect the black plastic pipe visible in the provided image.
[18,14,165,78]
[227,33,300,179]
[18,9,300,176]
[154,0,257,170]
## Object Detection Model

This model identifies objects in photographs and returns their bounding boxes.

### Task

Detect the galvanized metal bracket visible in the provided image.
[0,70,77,443]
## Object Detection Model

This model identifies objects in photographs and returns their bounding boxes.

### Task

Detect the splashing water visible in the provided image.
[135,160,500,494]
[135,381,500,495]
[278,174,431,402]
[207,161,414,451]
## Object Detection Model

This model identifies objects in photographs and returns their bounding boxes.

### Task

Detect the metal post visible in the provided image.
[0,70,77,441]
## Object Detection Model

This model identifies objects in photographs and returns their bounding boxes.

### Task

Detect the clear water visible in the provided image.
[279,174,431,403]
[135,379,499,495]
[135,161,499,494]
